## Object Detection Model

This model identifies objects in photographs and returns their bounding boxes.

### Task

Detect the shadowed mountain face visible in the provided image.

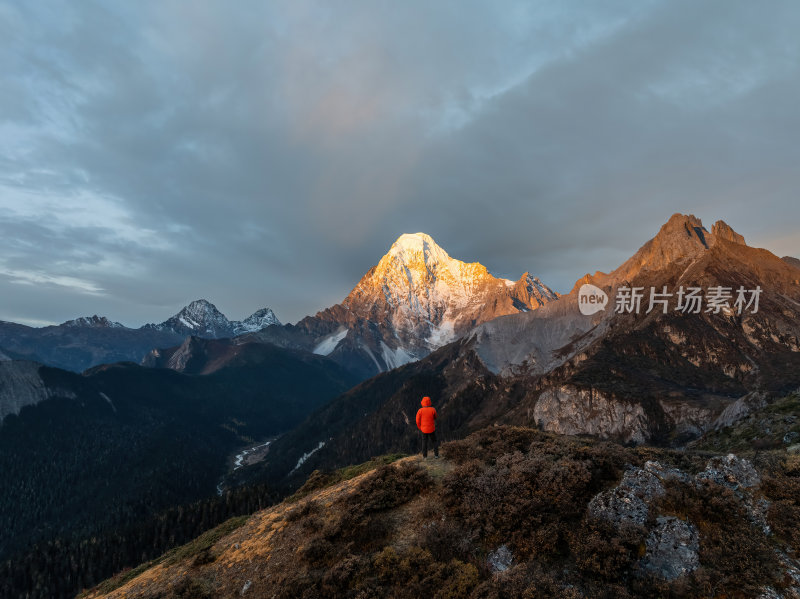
[250,233,558,379]
[0,301,281,373]
[0,344,357,566]
[248,215,800,489]
[0,320,186,373]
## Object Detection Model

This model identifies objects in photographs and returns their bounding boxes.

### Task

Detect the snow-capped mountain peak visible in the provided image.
[172,299,229,335]
[232,308,281,335]
[359,232,496,315]
[60,315,125,328]
[313,232,559,369]
[387,232,454,267]
[144,300,280,339]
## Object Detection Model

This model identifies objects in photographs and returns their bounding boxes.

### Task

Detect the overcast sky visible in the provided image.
[1,0,799,327]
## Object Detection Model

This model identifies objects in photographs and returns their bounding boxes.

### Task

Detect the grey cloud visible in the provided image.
[1,0,798,326]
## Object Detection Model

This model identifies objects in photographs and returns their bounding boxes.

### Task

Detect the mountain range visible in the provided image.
[1,234,556,379]
[0,301,281,372]
[140,233,558,380]
[241,214,800,489]
[2,213,800,599]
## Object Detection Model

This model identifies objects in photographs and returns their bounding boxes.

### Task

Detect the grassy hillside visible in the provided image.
[692,391,800,453]
[80,426,800,599]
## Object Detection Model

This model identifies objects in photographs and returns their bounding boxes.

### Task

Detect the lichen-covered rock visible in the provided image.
[641,516,700,580]
[784,431,800,445]
[696,453,760,489]
[588,485,651,526]
[487,545,513,573]
[588,461,683,526]
[640,460,692,484]
[760,551,800,598]
[758,586,783,599]
[619,466,666,501]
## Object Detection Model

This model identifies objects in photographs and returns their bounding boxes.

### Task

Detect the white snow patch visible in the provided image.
[291,441,325,473]
[380,341,415,370]
[99,392,116,413]
[426,320,456,348]
[178,315,197,329]
[313,329,348,356]
[361,344,383,371]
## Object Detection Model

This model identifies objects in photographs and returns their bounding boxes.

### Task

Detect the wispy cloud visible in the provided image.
[0,266,105,295]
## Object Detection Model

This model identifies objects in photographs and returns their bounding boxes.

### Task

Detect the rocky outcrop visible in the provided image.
[711,220,746,245]
[588,461,687,526]
[534,386,650,444]
[487,545,513,573]
[712,391,769,430]
[696,453,760,489]
[782,256,800,271]
[589,454,776,582]
[0,361,76,421]
[641,516,700,580]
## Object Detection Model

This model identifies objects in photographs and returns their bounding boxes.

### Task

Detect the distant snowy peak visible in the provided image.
[145,300,280,339]
[166,299,231,337]
[346,232,497,313]
[232,308,281,335]
[345,233,557,319]
[386,232,457,268]
[317,232,559,364]
[61,315,125,329]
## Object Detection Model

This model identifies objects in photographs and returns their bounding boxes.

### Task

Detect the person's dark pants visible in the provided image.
[421,431,439,458]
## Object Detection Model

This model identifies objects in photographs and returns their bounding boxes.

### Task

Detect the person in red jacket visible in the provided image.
[415,396,439,459]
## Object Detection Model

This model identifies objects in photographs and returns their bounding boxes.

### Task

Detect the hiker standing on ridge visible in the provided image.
[415,396,439,459]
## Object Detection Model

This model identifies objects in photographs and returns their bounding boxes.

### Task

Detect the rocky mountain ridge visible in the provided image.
[250,214,800,487]
[0,301,281,372]
[251,232,558,378]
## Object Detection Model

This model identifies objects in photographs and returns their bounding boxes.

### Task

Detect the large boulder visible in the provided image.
[641,516,700,581]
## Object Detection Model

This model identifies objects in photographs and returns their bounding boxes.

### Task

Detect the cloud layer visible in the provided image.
[1,0,799,326]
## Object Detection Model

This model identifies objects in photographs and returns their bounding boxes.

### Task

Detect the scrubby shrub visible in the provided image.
[285,498,320,522]
[320,554,367,595]
[785,453,800,476]
[417,518,474,563]
[570,519,645,581]
[344,461,432,516]
[370,546,479,599]
[469,561,585,599]
[443,427,544,465]
[762,473,800,552]
[653,480,780,596]
[441,447,604,558]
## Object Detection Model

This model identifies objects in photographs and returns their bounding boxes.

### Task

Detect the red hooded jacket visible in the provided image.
[415,396,437,434]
